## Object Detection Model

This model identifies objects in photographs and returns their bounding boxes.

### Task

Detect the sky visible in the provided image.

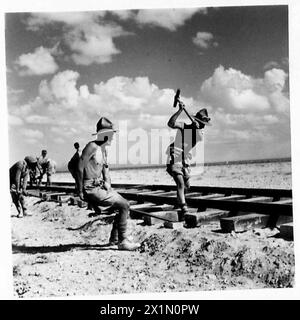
[5,5,290,169]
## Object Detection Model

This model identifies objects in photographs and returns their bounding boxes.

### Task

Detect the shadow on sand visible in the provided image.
[12,243,119,254]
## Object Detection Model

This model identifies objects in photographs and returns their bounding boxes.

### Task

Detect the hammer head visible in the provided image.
[173,89,181,108]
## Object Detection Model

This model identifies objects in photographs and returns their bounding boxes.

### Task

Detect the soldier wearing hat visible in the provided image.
[10,156,38,218]
[37,150,56,187]
[166,103,211,220]
[76,117,140,251]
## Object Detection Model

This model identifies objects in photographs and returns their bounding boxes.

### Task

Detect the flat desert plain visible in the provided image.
[11,161,294,297]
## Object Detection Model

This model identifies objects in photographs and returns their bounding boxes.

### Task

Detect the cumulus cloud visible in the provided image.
[66,24,126,65]
[8,114,24,126]
[39,70,80,107]
[200,66,290,146]
[25,115,52,124]
[23,128,44,140]
[135,8,205,31]
[23,9,209,66]
[263,60,280,70]
[15,46,59,76]
[192,31,218,49]
[25,12,105,30]
[25,12,129,66]
[111,10,136,21]
[11,103,32,117]
[264,68,287,92]
[23,128,44,139]
[9,64,290,153]
[12,71,193,145]
[200,65,289,113]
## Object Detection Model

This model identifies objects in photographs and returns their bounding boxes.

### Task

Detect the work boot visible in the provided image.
[118,239,141,251]
[108,235,119,246]
[23,209,32,217]
[178,204,189,222]
[109,222,119,246]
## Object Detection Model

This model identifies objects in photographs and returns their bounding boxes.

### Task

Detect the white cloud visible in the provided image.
[66,24,125,65]
[24,9,208,66]
[15,46,59,76]
[25,115,52,124]
[25,12,129,66]
[39,70,80,107]
[263,60,280,70]
[23,128,44,139]
[111,10,135,20]
[264,68,287,92]
[15,71,191,143]
[200,65,290,145]
[8,114,24,126]
[26,12,105,30]
[192,32,218,49]
[200,65,289,113]
[12,104,32,117]
[135,8,205,31]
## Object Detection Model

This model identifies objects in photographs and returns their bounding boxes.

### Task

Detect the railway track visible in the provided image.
[27,182,294,239]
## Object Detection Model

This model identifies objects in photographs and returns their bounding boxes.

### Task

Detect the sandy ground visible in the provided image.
[11,161,294,298]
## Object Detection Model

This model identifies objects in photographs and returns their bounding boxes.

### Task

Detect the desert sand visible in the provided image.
[11,161,294,297]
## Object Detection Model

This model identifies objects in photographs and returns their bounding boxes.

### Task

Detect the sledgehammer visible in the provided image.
[173,89,195,123]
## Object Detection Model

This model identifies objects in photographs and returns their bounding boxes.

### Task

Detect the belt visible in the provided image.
[83,178,105,188]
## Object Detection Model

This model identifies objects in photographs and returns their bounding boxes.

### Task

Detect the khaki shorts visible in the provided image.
[166,163,191,181]
[84,185,126,208]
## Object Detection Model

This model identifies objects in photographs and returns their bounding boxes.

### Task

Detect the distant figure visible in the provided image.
[76,117,140,251]
[37,150,56,187]
[166,102,211,220]
[68,142,82,193]
[10,156,38,218]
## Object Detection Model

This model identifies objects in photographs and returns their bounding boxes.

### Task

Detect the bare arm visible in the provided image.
[21,172,29,195]
[15,168,22,193]
[102,148,111,190]
[167,104,184,130]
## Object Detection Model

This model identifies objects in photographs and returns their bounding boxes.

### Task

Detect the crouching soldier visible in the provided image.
[166,102,211,221]
[10,156,38,218]
[76,117,140,251]
[37,149,56,188]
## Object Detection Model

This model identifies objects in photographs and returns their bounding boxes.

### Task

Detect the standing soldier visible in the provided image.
[68,142,81,193]
[76,117,140,251]
[10,156,37,218]
[45,158,56,187]
[166,98,211,221]
[37,149,48,186]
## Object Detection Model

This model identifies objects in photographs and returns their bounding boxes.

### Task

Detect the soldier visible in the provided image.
[10,156,37,218]
[37,149,48,186]
[76,117,140,251]
[37,150,56,187]
[68,142,81,193]
[166,102,211,221]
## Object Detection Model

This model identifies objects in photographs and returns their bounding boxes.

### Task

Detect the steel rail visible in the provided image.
[28,183,293,217]
[35,182,292,198]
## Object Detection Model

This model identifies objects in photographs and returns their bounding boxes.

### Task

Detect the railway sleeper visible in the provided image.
[279,222,293,240]
[185,209,230,228]
[220,212,294,233]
